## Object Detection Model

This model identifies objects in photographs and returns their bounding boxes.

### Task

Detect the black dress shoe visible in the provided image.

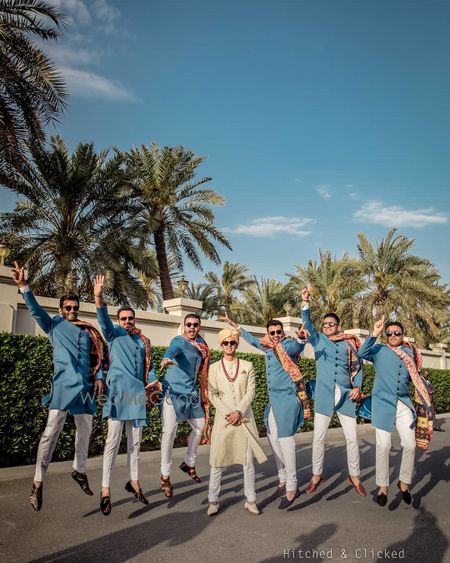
[278,488,300,510]
[30,482,43,511]
[377,492,388,506]
[397,482,412,505]
[125,481,149,505]
[71,470,94,496]
[100,494,112,516]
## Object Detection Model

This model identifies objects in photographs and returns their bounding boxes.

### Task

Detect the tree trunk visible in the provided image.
[154,226,174,300]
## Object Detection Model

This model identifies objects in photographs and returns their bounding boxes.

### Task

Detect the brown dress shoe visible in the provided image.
[71,470,94,495]
[125,481,149,505]
[305,476,324,494]
[348,476,367,497]
[179,461,201,483]
[160,475,173,498]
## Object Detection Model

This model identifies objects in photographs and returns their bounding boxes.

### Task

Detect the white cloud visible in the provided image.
[354,201,448,228]
[61,67,136,101]
[44,43,96,66]
[48,0,92,25]
[348,192,359,200]
[316,184,332,199]
[224,216,315,237]
[345,183,354,188]
[293,177,302,184]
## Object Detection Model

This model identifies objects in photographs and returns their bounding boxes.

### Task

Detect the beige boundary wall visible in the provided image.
[0,265,448,369]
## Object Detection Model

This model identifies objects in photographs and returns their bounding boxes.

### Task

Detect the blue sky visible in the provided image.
[2,0,450,284]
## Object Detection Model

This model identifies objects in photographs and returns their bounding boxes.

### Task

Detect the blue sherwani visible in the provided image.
[162,335,206,420]
[302,306,363,418]
[357,336,415,432]
[22,289,102,415]
[97,305,156,428]
[240,328,305,438]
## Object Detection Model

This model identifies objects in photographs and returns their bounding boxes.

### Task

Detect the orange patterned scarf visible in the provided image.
[328,334,362,382]
[259,335,311,420]
[388,342,433,449]
[187,337,211,445]
[127,327,155,406]
[73,320,109,379]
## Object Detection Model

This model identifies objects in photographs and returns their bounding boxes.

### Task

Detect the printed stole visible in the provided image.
[187,338,211,445]
[388,343,433,450]
[127,327,154,406]
[73,320,109,379]
[259,335,311,420]
[327,333,362,382]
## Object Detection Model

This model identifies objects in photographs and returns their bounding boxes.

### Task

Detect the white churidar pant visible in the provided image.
[34,409,92,481]
[160,391,205,476]
[102,418,142,488]
[208,443,256,503]
[267,408,297,492]
[312,386,360,477]
[375,400,416,487]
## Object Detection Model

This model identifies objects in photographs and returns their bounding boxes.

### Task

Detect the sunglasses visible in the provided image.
[63,305,79,312]
[185,322,199,328]
[386,330,403,337]
[119,316,135,321]
[222,340,237,346]
[322,322,337,328]
[269,330,283,336]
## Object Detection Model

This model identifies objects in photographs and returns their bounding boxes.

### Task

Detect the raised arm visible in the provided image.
[300,287,320,345]
[220,314,265,351]
[94,275,115,342]
[12,262,52,334]
[356,316,385,362]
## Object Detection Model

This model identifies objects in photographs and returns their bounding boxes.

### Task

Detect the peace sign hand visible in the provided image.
[11,261,26,288]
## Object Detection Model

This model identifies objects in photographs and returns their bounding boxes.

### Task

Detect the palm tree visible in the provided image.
[287,250,366,328]
[357,228,450,344]
[174,281,217,318]
[0,135,155,306]
[0,0,67,171]
[235,276,287,326]
[204,261,255,317]
[125,143,232,300]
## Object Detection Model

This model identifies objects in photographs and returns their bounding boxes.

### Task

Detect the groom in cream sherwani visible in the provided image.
[207,328,267,516]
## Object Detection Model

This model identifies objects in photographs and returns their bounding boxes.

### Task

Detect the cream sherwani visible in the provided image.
[209,358,266,466]
[208,357,267,503]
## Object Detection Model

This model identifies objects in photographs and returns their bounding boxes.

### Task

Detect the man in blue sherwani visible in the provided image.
[12,262,105,512]
[159,314,210,498]
[357,316,418,507]
[300,287,367,497]
[221,314,307,509]
[94,275,160,515]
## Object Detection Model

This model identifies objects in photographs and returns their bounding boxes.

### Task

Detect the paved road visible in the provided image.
[0,417,448,563]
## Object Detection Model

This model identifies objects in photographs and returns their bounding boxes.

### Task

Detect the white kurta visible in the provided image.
[208,358,267,468]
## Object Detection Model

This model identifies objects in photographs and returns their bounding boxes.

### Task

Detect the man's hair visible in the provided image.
[59,293,80,308]
[117,306,135,319]
[323,312,340,325]
[266,319,284,331]
[385,321,404,334]
[184,313,201,324]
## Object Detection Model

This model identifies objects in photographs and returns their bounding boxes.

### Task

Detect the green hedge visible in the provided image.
[0,333,448,467]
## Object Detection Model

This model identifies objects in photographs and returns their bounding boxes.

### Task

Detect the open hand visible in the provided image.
[93,275,105,297]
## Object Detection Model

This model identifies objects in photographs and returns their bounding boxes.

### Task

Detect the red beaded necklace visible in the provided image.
[221,358,240,382]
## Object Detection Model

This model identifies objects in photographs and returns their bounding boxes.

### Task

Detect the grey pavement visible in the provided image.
[0,416,449,563]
